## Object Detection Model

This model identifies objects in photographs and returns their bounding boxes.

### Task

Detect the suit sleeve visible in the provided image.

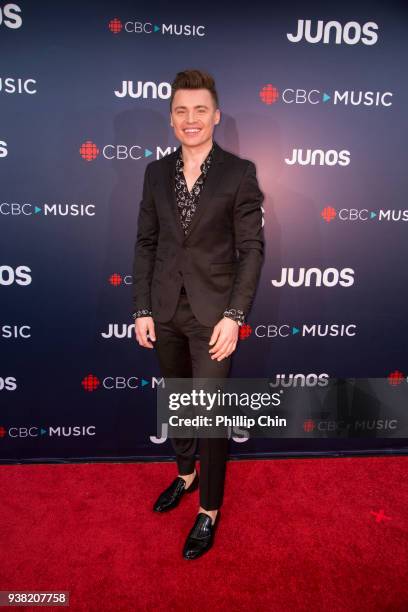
[226,161,265,316]
[132,162,159,313]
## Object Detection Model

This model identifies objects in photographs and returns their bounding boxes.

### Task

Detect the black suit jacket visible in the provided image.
[132,139,265,326]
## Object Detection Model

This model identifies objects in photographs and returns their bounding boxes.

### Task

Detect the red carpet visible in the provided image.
[1,457,407,611]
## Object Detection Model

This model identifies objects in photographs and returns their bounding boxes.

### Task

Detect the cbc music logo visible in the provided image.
[0,376,17,391]
[259,84,393,108]
[1,325,31,339]
[0,3,22,29]
[303,418,398,434]
[0,265,32,286]
[1,425,97,438]
[107,17,205,37]
[108,273,132,286]
[271,267,354,287]
[0,77,37,95]
[321,207,408,224]
[285,149,350,166]
[238,323,252,341]
[388,370,407,386]
[81,374,164,391]
[0,202,96,217]
[79,141,177,162]
[114,80,171,99]
[255,323,358,338]
[238,322,357,339]
[287,19,379,45]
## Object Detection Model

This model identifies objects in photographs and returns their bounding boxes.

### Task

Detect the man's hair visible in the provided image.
[170,69,219,112]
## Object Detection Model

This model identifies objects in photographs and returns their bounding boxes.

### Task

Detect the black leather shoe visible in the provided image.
[153,472,199,512]
[182,510,221,560]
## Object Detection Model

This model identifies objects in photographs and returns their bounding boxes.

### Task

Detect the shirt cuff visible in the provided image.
[223,307,245,325]
[132,308,152,319]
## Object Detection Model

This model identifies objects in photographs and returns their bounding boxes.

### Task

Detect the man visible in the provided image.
[132,69,264,559]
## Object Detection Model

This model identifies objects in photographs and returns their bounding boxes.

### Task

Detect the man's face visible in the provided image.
[170,88,220,147]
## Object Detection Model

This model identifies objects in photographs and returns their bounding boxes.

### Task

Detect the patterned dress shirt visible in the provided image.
[133,143,245,325]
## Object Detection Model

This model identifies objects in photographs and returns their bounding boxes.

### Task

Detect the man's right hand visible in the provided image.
[134,316,156,348]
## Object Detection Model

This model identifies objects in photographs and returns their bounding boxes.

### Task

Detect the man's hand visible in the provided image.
[208,317,239,361]
[134,316,156,348]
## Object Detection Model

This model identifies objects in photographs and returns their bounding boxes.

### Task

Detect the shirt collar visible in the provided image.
[176,142,215,172]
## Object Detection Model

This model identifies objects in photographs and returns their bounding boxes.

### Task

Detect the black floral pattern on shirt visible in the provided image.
[175,142,215,234]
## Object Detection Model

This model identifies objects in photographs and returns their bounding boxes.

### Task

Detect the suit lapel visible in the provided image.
[164,140,225,243]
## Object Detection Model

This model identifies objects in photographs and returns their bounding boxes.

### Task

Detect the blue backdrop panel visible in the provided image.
[1,0,407,461]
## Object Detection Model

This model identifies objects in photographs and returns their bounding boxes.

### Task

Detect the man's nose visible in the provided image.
[187,113,198,123]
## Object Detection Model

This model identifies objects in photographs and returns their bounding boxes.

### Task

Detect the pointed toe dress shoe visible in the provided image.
[153,472,199,512]
[182,510,221,560]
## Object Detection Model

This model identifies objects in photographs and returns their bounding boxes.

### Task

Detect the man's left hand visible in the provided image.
[208,317,239,361]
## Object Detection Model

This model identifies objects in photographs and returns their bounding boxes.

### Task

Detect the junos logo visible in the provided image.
[115,81,171,99]
[269,373,330,387]
[287,19,378,45]
[102,324,135,339]
[0,265,32,286]
[0,3,22,29]
[285,149,351,166]
[0,376,17,390]
[271,267,355,287]
[0,140,8,157]
[150,423,249,445]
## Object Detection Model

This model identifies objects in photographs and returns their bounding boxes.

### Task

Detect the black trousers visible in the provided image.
[154,285,231,510]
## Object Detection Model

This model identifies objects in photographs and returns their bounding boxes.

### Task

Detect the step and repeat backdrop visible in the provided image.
[1,0,407,462]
